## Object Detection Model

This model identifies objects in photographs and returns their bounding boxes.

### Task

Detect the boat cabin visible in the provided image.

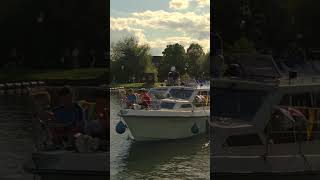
[125,85,210,111]
[212,78,320,155]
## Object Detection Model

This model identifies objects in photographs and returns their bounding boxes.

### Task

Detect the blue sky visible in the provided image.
[110,0,210,55]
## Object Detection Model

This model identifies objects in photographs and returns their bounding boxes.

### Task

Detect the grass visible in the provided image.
[110,82,162,88]
[0,68,107,81]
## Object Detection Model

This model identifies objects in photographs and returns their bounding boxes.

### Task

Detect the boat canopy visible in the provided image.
[224,53,281,80]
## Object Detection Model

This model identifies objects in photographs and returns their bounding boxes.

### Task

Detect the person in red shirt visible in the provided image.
[139,88,151,109]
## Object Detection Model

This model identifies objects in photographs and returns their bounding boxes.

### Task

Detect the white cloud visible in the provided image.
[196,0,210,7]
[110,9,210,55]
[131,10,210,38]
[148,36,210,54]
[169,0,190,10]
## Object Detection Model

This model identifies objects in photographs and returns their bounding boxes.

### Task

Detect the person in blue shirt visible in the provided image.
[51,86,85,137]
[126,89,137,109]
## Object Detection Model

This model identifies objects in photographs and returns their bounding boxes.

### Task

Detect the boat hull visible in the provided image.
[24,151,109,179]
[120,110,209,141]
[212,154,320,176]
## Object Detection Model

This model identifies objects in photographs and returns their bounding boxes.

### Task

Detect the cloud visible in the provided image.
[110,9,210,55]
[169,0,190,10]
[149,36,210,54]
[196,0,210,7]
[131,10,210,38]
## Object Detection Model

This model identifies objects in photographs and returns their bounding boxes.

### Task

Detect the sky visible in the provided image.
[110,0,210,56]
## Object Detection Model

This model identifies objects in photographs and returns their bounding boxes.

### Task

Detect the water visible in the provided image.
[110,96,210,180]
[0,95,34,180]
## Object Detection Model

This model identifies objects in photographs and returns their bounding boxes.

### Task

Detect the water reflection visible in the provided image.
[211,175,320,180]
[0,95,33,180]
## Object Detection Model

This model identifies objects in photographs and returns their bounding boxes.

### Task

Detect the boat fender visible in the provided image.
[191,123,199,134]
[116,121,127,134]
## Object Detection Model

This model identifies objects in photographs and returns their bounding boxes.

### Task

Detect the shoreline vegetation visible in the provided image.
[110,82,162,89]
[0,68,107,81]
[111,37,210,84]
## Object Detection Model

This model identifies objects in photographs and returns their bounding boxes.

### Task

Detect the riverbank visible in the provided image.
[110,82,162,89]
[0,68,107,86]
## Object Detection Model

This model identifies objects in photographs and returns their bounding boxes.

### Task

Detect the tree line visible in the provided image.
[110,37,210,83]
[0,0,106,69]
[214,0,320,58]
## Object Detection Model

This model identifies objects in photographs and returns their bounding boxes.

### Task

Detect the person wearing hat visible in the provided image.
[139,88,151,109]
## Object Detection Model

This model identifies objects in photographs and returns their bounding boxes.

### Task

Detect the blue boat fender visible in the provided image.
[191,123,199,134]
[116,121,127,134]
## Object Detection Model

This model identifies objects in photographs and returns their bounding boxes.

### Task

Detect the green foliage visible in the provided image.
[215,0,320,53]
[111,38,209,82]
[186,43,205,78]
[0,68,106,81]
[111,36,157,83]
[232,37,256,53]
[159,43,187,80]
[199,52,210,77]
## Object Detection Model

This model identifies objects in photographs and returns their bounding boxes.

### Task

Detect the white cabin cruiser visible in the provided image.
[117,85,210,141]
[211,54,320,177]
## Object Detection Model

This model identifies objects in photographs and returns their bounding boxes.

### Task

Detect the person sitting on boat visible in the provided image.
[139,88,151,109]
[49,86,85,145]
[126,89,137,109]
[85,89,108,139]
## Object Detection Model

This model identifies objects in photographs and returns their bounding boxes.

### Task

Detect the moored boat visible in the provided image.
[211,53,320,176]
[24,86,109,179]
[117,84,210,141]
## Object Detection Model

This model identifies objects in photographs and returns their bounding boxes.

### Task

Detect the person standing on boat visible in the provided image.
[126,89,137,109]
[85,89,108,139]
[168,66,180,85]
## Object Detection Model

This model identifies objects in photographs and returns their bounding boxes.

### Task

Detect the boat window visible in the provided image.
[181,104,192,108]
[168,89,194,100]
[148,88,168,99]
[280,93,312,107]
[213,89,267,120]
[160,102,175,109]
[225,134,263,146]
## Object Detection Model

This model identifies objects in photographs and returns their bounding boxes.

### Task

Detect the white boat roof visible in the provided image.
[151,85,209,90]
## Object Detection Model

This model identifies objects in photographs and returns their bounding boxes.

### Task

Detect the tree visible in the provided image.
[186,43,205,78]
[159,43,186,80]
[200,52,210,78]
[232,36,256,53]
[111,36,156,83]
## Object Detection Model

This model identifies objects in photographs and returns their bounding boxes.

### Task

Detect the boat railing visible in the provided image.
[279,75,320,85]
[119,97,210,111]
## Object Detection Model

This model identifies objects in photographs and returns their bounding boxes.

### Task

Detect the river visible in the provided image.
[0,95,34,180]
[110,96,210,180]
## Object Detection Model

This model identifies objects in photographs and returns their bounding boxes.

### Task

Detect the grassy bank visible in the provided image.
[110,82,162,89]
[0,68,107,81]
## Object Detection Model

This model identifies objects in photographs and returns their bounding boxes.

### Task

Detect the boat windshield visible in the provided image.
[167,88,194,100]
[148,88,169,99]
[213,89,268,120]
